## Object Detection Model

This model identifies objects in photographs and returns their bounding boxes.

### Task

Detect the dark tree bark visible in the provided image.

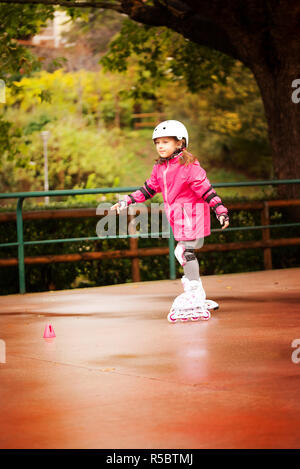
[4,0,300,196]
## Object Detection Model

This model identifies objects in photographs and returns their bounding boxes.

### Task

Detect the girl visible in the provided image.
[111,120,229,322]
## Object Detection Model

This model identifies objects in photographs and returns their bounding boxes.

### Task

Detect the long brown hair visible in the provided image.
[178,148,198,166]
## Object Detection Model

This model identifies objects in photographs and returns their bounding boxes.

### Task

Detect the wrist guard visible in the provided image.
[217,213,229,226]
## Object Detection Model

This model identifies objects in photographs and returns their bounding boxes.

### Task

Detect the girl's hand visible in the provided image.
[219,215,230,230]
[110,200,128,214]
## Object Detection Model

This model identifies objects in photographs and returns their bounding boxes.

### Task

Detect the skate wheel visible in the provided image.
[201,310,211,321]
[167,311,178,323]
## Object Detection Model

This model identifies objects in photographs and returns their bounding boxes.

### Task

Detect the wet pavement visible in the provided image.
[0,268,300,449]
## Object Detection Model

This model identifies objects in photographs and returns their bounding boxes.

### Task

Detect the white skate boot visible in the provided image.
[167,279,211,323]
[181,276,219,311]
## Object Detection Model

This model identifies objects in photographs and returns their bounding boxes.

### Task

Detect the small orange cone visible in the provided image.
[43,323,56,339]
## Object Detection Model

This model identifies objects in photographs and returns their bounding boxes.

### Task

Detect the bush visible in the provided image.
[0,198,299,295]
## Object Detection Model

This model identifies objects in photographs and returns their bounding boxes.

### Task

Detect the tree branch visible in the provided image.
[0,0,245,63]
[120,0,243,63]
[0,0,124,12]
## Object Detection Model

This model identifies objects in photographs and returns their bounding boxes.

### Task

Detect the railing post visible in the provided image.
[168,226,176,280]
[261,201,272,270]
[128,212,141,282]
[16,197,26,293]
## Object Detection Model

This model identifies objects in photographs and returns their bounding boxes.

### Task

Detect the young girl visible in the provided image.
[111,120,229,322]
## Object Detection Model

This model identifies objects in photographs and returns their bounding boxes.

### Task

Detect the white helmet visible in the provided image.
[152,120,189,147]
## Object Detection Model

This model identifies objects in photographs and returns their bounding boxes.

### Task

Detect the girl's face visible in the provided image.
[154,137,182,158]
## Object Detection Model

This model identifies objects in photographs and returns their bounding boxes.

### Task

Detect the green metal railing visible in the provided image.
[0,179,299,294]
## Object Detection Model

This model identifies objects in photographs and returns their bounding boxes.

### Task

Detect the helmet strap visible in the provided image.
[158,148,184,164]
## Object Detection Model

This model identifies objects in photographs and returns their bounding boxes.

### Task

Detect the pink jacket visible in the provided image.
[125,152,228,241]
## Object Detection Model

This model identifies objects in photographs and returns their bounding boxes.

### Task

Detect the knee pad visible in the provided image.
[184,248,196,262]
[175,244,196,266]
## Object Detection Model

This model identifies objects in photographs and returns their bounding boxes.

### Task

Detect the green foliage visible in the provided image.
[61,7,123,56]
[0,3,55,169]
[101,19,235,97]
[101,20,271,177]
[0,68,153,194]
[24,114,52,135]
[0,118,12,155]
[158,63,272,178]
[0,3,54,83]
[0,12,272,198]
[0,63,272,197]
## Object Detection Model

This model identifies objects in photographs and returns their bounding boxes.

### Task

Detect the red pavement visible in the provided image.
[0,268,300,449]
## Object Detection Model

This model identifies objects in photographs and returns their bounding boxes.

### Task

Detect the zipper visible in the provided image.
[163,160,169,206]
[162,160,171,220]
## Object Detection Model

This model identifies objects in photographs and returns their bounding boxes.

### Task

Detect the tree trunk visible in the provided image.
[252,65,300,198]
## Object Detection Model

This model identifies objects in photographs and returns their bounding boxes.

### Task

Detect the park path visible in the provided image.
[0,268,299,449]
